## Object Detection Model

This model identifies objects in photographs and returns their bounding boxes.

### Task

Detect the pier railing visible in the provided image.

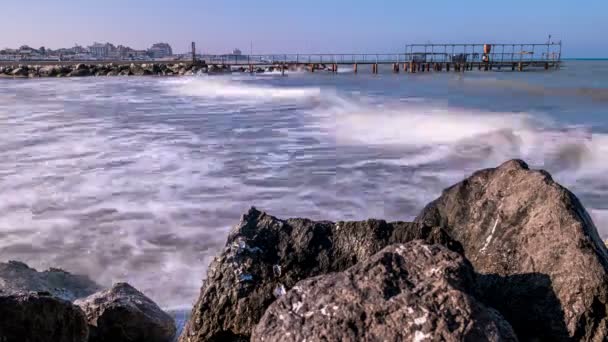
[199,42,561,66]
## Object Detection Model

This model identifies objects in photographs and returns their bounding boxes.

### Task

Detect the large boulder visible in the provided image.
[416,159,608,340]
[179,208,462,341]
[0,260,102,301]
[74,282,176,342]
[68,68,91,77]
[253,242,518,342]
[0,291,89,342]
[39,65,59,77]
[10,67,28,77]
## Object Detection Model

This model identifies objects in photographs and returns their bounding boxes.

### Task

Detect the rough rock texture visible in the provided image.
[0,291,89,342]
[416,159,608,341]
[253,242,518,342]
[74,282,176,342]
[0,260,102,301]
[179,208,462,341]
[0,61,238,78]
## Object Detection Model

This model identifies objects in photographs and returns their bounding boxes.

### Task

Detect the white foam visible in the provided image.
[167,77,321,104]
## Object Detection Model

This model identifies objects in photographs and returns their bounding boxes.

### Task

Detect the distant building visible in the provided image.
[232,48,242,56]
[88,43,117,58]
[148,43,173,59]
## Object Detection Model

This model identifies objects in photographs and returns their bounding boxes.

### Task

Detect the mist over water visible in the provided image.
[1,60,608,308]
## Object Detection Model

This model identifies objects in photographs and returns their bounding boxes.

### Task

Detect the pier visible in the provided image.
[198,41,562,73]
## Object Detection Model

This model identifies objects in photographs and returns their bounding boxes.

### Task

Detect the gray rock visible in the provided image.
[416,159,608,341]
[0,260,102,301]
[0,291,89,342]
[39,65,58,77]
[253,242,518,342]
[74,282,176,342]
[10,67,28,77]
[68,68,91,77]
[179,208,461,341]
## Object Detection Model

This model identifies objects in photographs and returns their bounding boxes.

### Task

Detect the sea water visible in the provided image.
[0,60,607,310]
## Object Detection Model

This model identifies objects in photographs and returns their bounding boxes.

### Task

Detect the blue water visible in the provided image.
[0,60,607,309]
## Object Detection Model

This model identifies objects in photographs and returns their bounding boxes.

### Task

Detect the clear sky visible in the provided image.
[2,0,606,57]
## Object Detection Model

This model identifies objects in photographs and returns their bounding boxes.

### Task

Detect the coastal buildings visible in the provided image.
[148,43,173,59]
[88,42,112,58]
[1,42,175,61]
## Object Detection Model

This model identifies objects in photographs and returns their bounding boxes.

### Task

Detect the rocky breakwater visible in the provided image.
[181,159,608,342]
[0,62,209,78]
[0,261,176,342]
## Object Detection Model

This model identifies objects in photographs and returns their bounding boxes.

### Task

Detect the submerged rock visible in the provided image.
[0,291,89,342]
[416,159,608,341]
[253,242,518,342]
[0,260,102,301]
[74,282,176,342]
[179,208,461,341]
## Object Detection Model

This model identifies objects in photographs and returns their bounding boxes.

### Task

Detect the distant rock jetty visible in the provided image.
[3,159,608,342]
[0,62,217,78]
[0,62,296,78]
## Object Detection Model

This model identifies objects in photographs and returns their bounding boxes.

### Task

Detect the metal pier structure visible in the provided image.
[198,41,562,73]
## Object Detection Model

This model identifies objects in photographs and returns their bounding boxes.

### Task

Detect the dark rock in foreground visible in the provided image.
[179,208,461,341]
[0,260,102,301]
[416,159,608,341]
[253,242,518,342]
[0,291,89,342]
[74,282,176,342]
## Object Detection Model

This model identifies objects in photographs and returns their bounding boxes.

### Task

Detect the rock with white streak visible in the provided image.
[252,242,517,342]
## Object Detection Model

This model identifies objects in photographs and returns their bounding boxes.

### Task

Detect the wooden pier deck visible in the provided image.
[201,42,563,73]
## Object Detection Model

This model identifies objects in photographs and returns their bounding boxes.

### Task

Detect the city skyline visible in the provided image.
[2,0,607,57]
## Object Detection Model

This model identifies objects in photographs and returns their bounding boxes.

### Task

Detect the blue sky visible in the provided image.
[2,0,606,57]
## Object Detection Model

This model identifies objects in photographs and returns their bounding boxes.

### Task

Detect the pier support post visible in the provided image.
[545,62,549,70]
[249,64,254,73]
[393,63,399,73]
[512,63,516,71]
[403,63,408,72]
[518,62,523,72]
[353,63,358,74]
[410,61,416,73]
[446,63,450,72]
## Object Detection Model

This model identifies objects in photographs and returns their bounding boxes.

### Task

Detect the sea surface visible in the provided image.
[1,60,608,310]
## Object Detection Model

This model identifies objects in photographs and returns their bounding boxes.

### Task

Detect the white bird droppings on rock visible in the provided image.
[272,265,282,277]
[414,313,427,325]
[414,330,431,342]
[292,301,303,313]
[273,284,286,298]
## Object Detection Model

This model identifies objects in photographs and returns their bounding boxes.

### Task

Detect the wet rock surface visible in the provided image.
[0,61,291,78]
[179,208,462,341]
[74,282,176,342]
[416,159,608,341]
[0,260,102,301]
[0,62,210,78]
[253,242,518,342]
[0,291,89,342]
